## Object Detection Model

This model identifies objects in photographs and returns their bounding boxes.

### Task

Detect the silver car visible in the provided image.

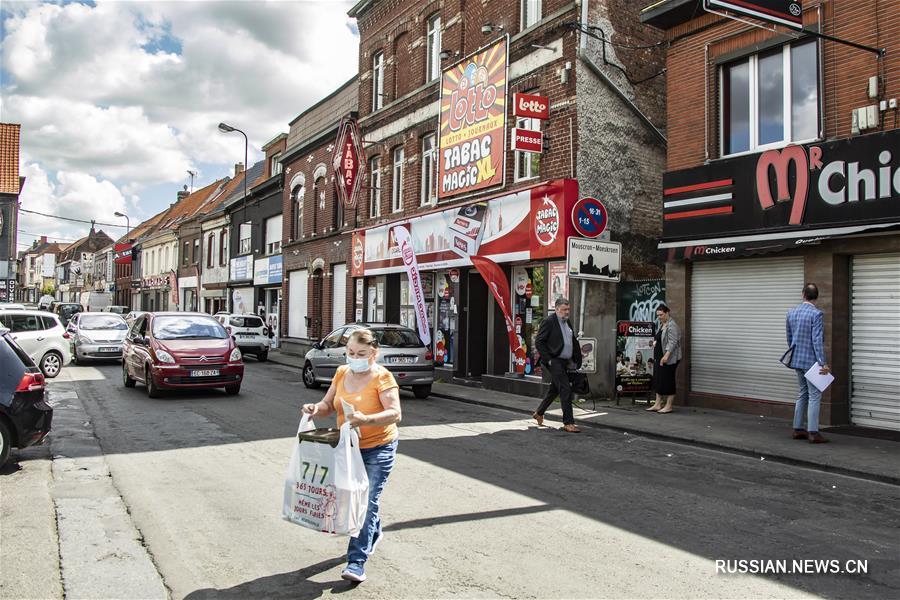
[302,324,434,398]
[68,312,129,362]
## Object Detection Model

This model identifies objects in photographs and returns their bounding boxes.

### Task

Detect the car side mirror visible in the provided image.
[313,341,322,350]
[66,324,76,333]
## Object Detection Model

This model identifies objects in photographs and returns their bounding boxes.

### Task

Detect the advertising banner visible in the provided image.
[512,92,550,120]
[470,255,522,365]
[438,36,508,200]
[392,226,431,346]
[615,321,655,394]
[230,255,252,281]
[254,255,283,285]
[350,231,366,278]
[707,0,803,30]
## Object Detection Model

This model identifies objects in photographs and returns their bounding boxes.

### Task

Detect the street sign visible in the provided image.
[511,128,542,153]
[706,0,802,30]
[571,197,608,238]
[512,92,550,120]
[567,237,621,282]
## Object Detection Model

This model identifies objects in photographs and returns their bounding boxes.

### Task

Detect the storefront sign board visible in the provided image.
[572,197,608,238]
[567,238,621,282]
[511,128,542,153]
[230,255,251,281]
[332,118,365,209]
[615,321,654,393]
[253,255,283,286]
[438,36,509,200]
[114,243,133,265]
[512,92,550,120]
[706,0,802,30]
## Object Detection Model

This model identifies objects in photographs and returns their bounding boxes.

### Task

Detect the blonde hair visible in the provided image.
[348,328,379,348]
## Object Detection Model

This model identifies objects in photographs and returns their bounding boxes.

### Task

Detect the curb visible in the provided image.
[430,390,900,487]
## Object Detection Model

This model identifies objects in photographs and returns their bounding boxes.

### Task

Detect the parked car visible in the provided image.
[302,323,434,398]
[79,291,112,312]
[37,295,55,311]
[67,312,128,362]
[0,303,26,311]
[50,302,83,326]
[213,313,270,361]
[0,310,71,378]
[0,327,52,467]
[103,305,129,314]
[122,312,244,397]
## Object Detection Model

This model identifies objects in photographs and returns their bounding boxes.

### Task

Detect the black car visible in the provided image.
[50,302,83,326]
[0,329,53,467]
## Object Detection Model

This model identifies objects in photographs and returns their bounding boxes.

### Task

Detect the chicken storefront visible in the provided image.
[350,179,579,396]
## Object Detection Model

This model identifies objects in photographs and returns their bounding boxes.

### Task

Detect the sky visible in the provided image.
[0,0,359,251]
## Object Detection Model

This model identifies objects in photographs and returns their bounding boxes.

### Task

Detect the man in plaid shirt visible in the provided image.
[786,283,831,443]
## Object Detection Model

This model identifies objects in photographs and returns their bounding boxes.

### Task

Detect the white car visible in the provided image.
[214,313,270,361]
[0,310,72,377]
[0,303,27,311]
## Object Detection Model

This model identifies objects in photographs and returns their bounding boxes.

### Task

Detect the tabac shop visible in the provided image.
[659,131,900,431]
[352,179,579,395]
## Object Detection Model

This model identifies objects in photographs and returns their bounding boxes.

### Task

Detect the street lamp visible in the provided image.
[114,211,130,235]
[218,122,249,204]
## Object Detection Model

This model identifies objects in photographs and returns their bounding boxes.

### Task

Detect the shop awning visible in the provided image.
[660,221,900,261]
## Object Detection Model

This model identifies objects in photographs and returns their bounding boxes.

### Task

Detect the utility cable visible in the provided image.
[19,208,129,229]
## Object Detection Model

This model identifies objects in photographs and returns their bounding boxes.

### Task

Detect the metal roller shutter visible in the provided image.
[851,254,900,431]
[691,257,804,402]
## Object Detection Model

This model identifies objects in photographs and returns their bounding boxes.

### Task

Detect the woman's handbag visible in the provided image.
[282,414,369,536]
[567,370,590,395]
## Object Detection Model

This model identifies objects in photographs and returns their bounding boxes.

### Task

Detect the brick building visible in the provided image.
[334,0,666,396]
[643,0,900,430]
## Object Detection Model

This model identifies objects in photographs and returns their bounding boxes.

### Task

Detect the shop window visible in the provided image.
[420,134,437,206]
[514,117,541,182]
[521,0,542,29]
[372,51,385,111]
[369,156,382,218]
[392,146,404,213]
[720,40,818,156]
[511,265,546,376]
[434,272,458,368]
[239,222,252,255]
[426,14,442,83]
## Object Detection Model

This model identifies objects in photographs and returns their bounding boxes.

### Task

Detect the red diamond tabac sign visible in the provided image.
[332,118,365,209]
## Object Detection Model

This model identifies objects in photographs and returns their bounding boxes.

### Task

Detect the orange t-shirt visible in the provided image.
[332,365,399,448]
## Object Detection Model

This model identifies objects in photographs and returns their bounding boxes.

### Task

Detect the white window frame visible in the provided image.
[265,215,282,256]
[514,117,541,182]
[239,222,252,255]
[719,41,820,158]
[270,153,282,176]
[372,51,385,111]
[420,134,438,206]
[392,147,404,213]
[426,14,442,83]
[521,0,542,29]
[369,156,382,218]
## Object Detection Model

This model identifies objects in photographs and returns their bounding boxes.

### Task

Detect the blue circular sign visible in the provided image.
[571,197,608,238]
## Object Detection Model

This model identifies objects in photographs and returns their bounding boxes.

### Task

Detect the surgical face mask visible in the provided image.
[347,355,372,373]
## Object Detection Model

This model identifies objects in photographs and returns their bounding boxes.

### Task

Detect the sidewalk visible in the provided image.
[268,349,900,485]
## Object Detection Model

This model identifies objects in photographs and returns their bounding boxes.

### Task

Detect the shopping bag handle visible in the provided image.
[297,413,315,435]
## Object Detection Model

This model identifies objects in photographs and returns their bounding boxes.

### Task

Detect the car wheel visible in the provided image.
[0,420,11,468]
[257,350,268,362]
[225,384,241,395]
[302,362,320,389]
[123,362,136,388]
[145,366,161,398]
[40,351,63,378]
[413,384,432,399]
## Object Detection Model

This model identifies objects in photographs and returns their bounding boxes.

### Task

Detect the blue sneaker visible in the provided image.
[341,562,366,583]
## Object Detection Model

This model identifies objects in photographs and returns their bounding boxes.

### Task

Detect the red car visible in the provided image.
[122,312,244,397]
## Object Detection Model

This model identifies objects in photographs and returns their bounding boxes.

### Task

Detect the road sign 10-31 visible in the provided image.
[571,197,608,238]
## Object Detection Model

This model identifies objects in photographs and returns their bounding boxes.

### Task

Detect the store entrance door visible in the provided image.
[465,271,488,378]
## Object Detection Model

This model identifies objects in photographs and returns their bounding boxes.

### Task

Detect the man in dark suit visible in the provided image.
[533,297,582,433]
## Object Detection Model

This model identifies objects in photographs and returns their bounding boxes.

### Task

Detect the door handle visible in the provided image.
[36,337,45,341]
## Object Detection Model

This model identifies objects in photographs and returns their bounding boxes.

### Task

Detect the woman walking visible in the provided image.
[301,328,401,583]
[647,304,682,413]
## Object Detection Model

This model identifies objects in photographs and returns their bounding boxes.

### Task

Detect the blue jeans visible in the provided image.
[793,369,822,433]
[347,439,397,565]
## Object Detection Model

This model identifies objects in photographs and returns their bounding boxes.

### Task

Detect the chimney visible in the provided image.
[177,184,190,201]
[234,163,244,177]
[40,236,47,244]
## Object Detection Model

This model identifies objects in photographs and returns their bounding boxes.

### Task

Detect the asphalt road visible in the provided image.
[4,359,898,599]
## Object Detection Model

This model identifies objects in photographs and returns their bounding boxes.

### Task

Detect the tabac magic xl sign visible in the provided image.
[438,36,509,200]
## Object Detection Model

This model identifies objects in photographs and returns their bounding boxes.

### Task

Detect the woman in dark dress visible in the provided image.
[647,304,682,413]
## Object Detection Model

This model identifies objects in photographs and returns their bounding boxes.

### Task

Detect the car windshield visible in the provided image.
[80,315,128,330]
[151,316,228,340]
[373,328,424,348]
[107,306,128,314]
[230,316,263,328]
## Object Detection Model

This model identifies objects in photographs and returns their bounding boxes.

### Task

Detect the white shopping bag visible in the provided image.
[282,414,369,536]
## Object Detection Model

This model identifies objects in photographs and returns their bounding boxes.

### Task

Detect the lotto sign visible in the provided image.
[332,118,365,209]
[571,197,608,239]
[706,0,802,29]
[438,36,509,199]
[511,128,542,153]
[512,92,549,120]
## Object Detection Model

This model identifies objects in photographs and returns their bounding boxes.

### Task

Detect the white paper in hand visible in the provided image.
[804,362,834,392]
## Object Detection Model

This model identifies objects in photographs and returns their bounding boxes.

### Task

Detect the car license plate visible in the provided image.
[386,356,414,364]
[191,369,220,377]
[100,346,120,352]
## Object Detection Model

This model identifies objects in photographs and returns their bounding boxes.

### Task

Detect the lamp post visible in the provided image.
[217,122,249,204]
[114,211,130,235]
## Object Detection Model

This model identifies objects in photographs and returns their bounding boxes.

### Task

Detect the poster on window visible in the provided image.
[615,321,655,394]
[437,36,508,200]
[548,262,568,306]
